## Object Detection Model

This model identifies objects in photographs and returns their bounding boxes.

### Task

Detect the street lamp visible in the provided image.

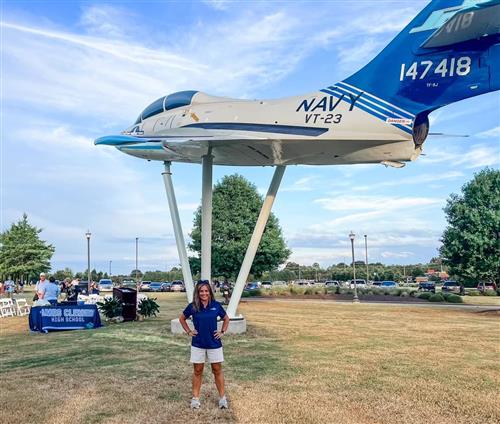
[109,260,112,276]
[349,231,359,303]
[364,234,369,283]
[85,230,91,293]
[135,237,139,284]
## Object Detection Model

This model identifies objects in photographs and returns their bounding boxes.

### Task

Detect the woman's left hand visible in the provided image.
[214,330,224,340]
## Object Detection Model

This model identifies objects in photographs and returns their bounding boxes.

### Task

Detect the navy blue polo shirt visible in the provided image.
[183,300,227,349]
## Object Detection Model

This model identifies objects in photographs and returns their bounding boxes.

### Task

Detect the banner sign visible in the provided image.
[29,304,102,333]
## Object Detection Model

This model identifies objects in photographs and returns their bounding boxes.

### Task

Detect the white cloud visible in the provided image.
[352,171,464,191]
[422,143,500,169]
[282,175,319,192]
[476,126,500,139]
[79,4,137,38]
[202,0,230,11]
[381,251,414,258]
[315,194,442,212]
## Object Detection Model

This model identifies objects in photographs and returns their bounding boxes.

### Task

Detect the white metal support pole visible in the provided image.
[162,161,194,302]
[227,165,286,318]
[201,149,213,283]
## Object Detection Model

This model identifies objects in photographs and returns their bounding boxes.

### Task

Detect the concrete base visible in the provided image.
[170,316,247,334]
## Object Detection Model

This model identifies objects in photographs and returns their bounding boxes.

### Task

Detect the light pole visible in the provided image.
[135,237,139,285]
[109,260,112,276]
[349,231,359,303]
[85,230,91,294]
[364,234,369,283]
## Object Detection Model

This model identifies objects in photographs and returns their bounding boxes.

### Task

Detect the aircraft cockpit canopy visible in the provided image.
[134,90,198,124]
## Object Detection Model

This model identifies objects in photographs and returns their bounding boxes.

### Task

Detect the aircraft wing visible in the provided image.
[95,133,410,166]
[421,1,500,49]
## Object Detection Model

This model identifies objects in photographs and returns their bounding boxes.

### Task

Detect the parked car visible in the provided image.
[149,282,164,292]
[418,281,436,293]
[477,282,497,293]
[171,281,185,292]
[372,281,382,287]
[325,280,340,287]
[261,281,272,289]
[380,281,398,289]
[98,279,113,292]
[244,282,260,291]
[294,280,312,286]
[271,280,287,287]
[441,280,464,294]
[349,279,366,289]
[161,282,172,292]
[119,280,137,290]
[140,281,152,292]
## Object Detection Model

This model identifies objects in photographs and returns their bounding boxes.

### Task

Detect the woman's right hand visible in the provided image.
[187,329,198,336]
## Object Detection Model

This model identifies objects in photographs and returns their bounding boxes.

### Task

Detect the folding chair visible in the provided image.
[15,298,30,316]
[0,298,15,317]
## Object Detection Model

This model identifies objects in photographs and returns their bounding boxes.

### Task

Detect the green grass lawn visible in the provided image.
[0,292,498,424]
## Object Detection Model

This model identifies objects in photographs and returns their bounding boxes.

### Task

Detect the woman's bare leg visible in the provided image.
[211,362,225,397]
[192,363,204,398]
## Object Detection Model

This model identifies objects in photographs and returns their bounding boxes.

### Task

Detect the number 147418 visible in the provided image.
[399,56,471,81]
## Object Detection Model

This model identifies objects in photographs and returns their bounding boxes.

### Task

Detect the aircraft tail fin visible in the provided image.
[342,0,500,123]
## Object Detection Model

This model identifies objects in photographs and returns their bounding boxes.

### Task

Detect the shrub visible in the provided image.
[429,293,445,302]
[241,291,250,298]
[466,290,480,296]
[248,289,261,297]
[364,290,373,296]
[304,287,313,295]
[483,290,498,296]
[445,294,464,303]
[371,288,383,296]
[418,292,432,300]
[97,298,123,319]
[400,291,410,298]
[442,292,452,300]
[388,289,400,296]
[138,297,160,318]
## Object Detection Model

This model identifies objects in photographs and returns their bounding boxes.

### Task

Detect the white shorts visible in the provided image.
[190,346,224,364]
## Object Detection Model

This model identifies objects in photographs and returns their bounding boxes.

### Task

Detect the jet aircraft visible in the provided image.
[96,0,500,318]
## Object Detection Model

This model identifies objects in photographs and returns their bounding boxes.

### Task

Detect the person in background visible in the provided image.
[90,281,100,295]
[38,276,60,306]
[179,280,230,410]
[34,273,48,300]
[60,278,71,300]
[4,277,15,298]
[18,279,24,293]
[0,280,4,296]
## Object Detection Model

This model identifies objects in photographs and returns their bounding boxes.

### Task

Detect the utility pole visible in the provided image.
[364,234,369,283]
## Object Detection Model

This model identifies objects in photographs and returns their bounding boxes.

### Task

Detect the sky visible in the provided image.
[1,0,499,276]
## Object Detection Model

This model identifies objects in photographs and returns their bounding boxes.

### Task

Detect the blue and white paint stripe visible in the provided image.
[338,82,414,120]
[320,83,414,135]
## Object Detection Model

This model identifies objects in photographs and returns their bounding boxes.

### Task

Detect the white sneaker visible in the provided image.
[190,398,201,409]
[219,396,228,409]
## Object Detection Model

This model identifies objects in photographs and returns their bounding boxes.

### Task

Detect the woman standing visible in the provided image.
[179,280,230,409]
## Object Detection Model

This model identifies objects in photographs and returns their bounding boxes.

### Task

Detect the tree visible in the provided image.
[130,269,143,278]
[189,174,291,279]
[0,213,55,281]
[53,268,74,281]
[440,168,500,283]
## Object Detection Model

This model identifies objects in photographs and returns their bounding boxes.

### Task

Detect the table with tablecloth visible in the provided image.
[29,304,102,333]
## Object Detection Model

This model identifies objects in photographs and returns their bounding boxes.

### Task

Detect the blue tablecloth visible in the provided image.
[29,304,102,333]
